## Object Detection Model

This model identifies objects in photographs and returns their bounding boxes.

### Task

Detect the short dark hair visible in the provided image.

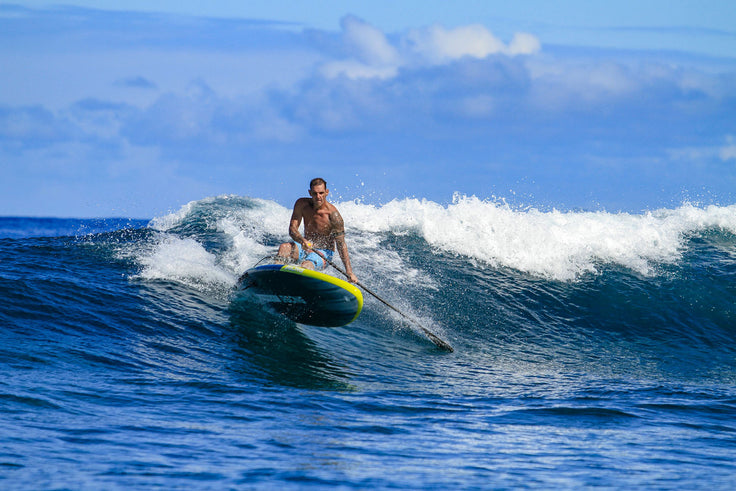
[310,177,327,189]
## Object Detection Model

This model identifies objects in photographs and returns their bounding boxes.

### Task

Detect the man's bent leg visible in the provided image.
[277,242,299,263]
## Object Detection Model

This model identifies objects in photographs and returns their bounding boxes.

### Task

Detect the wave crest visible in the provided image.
[340,196,736,280]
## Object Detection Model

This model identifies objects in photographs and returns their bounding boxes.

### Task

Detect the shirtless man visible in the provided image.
[277,178,358,283]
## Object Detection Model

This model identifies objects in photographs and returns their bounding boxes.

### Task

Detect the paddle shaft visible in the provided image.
[310,249,454,352]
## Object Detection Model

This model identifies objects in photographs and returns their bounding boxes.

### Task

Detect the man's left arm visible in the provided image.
[331,211,358,283]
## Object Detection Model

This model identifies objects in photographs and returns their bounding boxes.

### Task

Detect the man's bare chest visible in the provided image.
[303,209,332,234]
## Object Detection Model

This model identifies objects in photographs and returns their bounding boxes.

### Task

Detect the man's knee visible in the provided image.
[278,242,296,258]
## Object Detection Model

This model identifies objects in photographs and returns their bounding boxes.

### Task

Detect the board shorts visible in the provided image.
[294,242,334,270]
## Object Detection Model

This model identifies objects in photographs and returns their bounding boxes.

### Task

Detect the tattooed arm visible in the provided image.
[331,210,358,283]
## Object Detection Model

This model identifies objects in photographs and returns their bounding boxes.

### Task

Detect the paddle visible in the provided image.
[310,249,454,352]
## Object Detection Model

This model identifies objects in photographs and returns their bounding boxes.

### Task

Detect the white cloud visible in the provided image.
[341,15,401,67]
[406,24,540,64]
[321,16,401,80]
[321,17,541,80]
[407,24,506,63]
[720,136,736,161]
[667,136,736,164]
[508,32,542,55]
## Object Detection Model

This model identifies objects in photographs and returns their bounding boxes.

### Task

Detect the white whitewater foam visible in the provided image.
[137,235,235,287]
[138,195,736,285]
[140,196,290,289]
[339,196,736,281]
[347,230,438,290]
[148,199,202,231]
[216,199,291,274]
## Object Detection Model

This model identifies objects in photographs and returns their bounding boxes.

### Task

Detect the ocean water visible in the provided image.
[2,195,736,489]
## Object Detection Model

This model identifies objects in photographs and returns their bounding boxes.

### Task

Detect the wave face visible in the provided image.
[2,197,736,489]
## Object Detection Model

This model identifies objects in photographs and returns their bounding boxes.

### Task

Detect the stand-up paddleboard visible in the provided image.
[237,263,363,327]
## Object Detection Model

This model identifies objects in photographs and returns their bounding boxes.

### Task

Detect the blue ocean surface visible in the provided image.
[2,196,736,489]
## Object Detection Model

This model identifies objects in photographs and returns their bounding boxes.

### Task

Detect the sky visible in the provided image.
[2,1,736,218]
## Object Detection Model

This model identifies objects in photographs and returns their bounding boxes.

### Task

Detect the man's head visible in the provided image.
[309,177,329,208]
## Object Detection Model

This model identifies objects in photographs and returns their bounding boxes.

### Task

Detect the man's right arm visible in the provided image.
[288,199,309,248]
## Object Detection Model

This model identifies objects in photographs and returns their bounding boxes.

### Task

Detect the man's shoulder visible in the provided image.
[324,202,341,217]
[294,197,311,208]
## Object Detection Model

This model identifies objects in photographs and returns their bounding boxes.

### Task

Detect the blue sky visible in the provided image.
[2,1,736,217]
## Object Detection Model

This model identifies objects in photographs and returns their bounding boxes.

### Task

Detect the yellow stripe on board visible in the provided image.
[280,264,364,322]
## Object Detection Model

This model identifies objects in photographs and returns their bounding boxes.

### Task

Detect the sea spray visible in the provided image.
[136,234,235,288]
[340,195,736,281]
[131,195,736,287]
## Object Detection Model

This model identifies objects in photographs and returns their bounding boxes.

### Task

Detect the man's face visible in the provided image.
[309,184,328,208]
